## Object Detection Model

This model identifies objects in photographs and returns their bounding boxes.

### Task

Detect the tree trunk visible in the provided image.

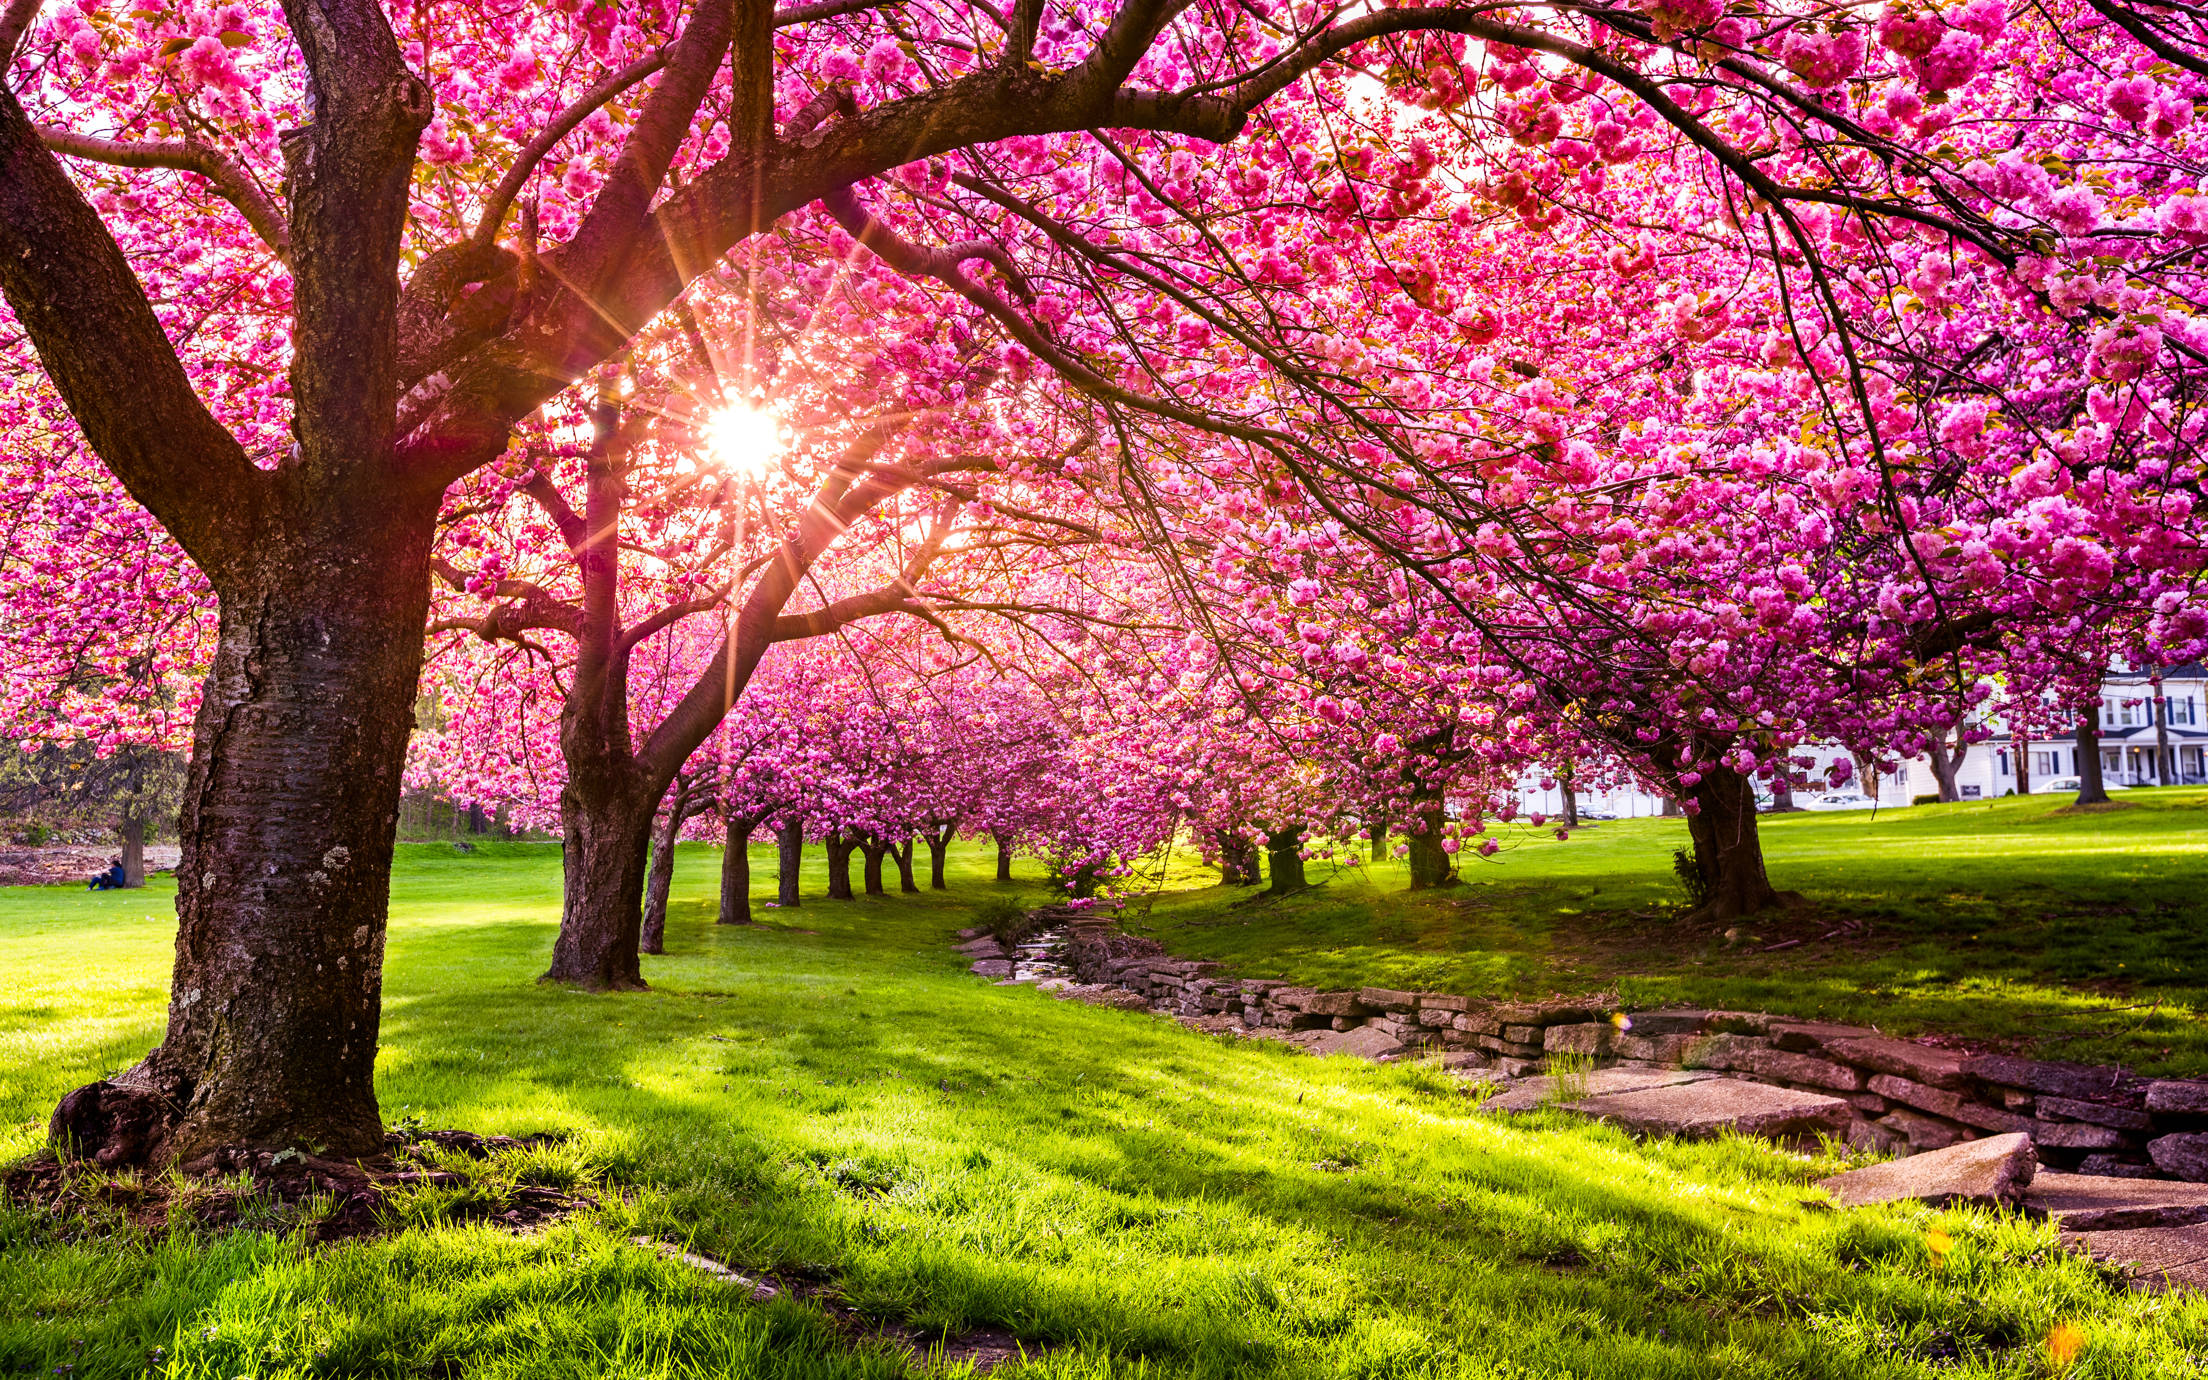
[825,829,856,900]
[2154,676,2173,786]
[1925,734,1963,802]
[1558,767,1579,828]
[776,818,803,908]
[118,810,146,889]
[2015,731,2032,795]
[545,788,655,989]
[2075,712,2111,806]
[468,800,488,834]
[860,836,890,896]
[639,801,682,955]
[893,836,919,893]
[1770,772,1795,811]
[1368,818,1387,862]
[1402,791,1456,889]
[50,534,436,1168]
[1405,826,1457,889]
[1660,794,1682,817]
[991,827,1014,883]
[1683,766,1783,921]
[1264,826,1308,896]
[926,821,954,889]
[1214,829,1259,885]
[719,815,754,924]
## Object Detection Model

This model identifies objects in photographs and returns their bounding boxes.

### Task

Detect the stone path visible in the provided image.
[1482,1068,1851,1140]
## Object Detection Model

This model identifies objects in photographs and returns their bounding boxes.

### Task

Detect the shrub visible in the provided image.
[1671,847,1712,910]
[1912,793,1943,806]
[969,896,1033,943]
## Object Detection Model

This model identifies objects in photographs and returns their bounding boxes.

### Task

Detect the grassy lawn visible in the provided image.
[2,835,2206,1377]
[1135,788,2208,1076]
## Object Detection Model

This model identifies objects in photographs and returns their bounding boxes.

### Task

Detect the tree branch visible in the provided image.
[35,125,290,261]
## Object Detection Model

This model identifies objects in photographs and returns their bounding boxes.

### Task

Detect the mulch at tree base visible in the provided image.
[0,1127,594,1243]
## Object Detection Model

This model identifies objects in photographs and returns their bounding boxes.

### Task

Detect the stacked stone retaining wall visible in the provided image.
[1036,910,2208,1180]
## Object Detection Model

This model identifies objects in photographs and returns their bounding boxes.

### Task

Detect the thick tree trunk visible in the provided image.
[1660,795,1682,817]
[991,827,1014,883]
[2015,732,2032,795]
[2075,712,2111,806]
[1402,791,1456,889]
[639,802,682,955]
[1368,818,1387,862]
[860,836,890,896]
[776,818,803,908]
[719,816,754,924]
[1558,768,1579,828]
[1214,828,1259,885]
[118,810,146,889]
[51,536,435,1168]
[545,788,655,989]
[1926,734,1963,802]
[894,836,919,893]
[1264,826,1308,896]
[825,829,856,900]
[925,821,954,889]
[2154,677,2174,785]
[1683,766,1783,921]
[1770,772,1796,811]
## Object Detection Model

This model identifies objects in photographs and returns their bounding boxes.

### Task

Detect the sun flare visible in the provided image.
[704,403,788,480]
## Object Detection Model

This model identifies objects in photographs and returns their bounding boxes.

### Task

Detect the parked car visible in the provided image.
[1804,792,1878,811]
[2038,775,2122,794]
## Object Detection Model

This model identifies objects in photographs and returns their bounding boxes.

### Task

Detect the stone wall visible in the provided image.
[1045,915,2208,1181]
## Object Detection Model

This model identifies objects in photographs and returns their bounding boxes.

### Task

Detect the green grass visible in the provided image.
[1135,788,2208,1075]
[2,835,2206,1377]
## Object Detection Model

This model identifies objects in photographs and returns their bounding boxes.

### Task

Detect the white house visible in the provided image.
[1517,664,2208,816]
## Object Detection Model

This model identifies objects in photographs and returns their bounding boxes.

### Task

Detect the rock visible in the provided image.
[1496,1057,1543,1078]
[1480,1067,1718,1113]
[1270,987,1317,1011]
[2026,1171,2208,1230]
[1312,1025,1406,1061]
[957,939,1008,958]
[1964,1054,2145,1107]
[969,959,1013,978]
[2077,1155,2161,1179]
[1880,1108,1969,1151]
[1822,1036,1970,1090]
[1562,1077,1851,1140]
[1818,1131,2036,1209]
[1844,1117,1908,1155]
[2146,1081,2208,1117]
[1542,1022,1614,1057]
[1419,993,1472,1012]
[1359,987,1422,1012]
[1503,1024,1544,1045]
[2150,1133,2208,1181]
[2061,1224,2208,1291]
[1766,1019,1880,1052]
[1866,1074,2033,1134]
[1493,995,1616,1027]
[2037,1095,2154,1132]
[1736,1047,1865,1092]
[1701,1011,1774,1035]
[1436,1051,1490,1072]
[2032,1121,2128,1151]
[1452,1012,1504,1037]
[1683,1033,1773,1072]
[1613,1033,1702,1064]
[1623,1009,1712,1037]
[1304,990,1364,1017]
[955,927,984,940]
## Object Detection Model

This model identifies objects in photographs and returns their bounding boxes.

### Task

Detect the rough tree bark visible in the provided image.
[893,836,919,893]
[1681,766,1790,922]
[1925,725,1965,803]
[118,814,146,890]
[1213,828,1259,885]
[2075,710,2111,806]
[1558,765,1579,829]
[923,819,956,889]
[639,792,684,956]
[719,814,756,924]
[1402,788,1457,890]
[7,9,437,1165]
[776,818,803,907]
[860,835,890,896]
[2015,730,2033,795]
[825,828,857,900]
[1367,818,1386,862]
[2153,674,2174,785]
[990,827,1015,883]
[1263,826,1308,896]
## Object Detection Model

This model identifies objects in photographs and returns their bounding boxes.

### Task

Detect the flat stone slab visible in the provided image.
[1818,1132,2036,1210]
[2063,1224,2208,1291]
[1564,1078,1850,1140]
[968,959,1012,978]
[1310,1025,1406,1061]
[2026,1172,2208,1231]
[1480,1067,1718,1113]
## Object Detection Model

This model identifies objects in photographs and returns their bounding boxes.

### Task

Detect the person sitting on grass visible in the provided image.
[87,859,125,891]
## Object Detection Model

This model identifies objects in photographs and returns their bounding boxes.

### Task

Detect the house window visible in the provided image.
[2119,700,2140,727]
[2034,751,2058,777]
[2102,699,2116,727]
[2174,697,2198,727]
[1997,750,2010,775]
